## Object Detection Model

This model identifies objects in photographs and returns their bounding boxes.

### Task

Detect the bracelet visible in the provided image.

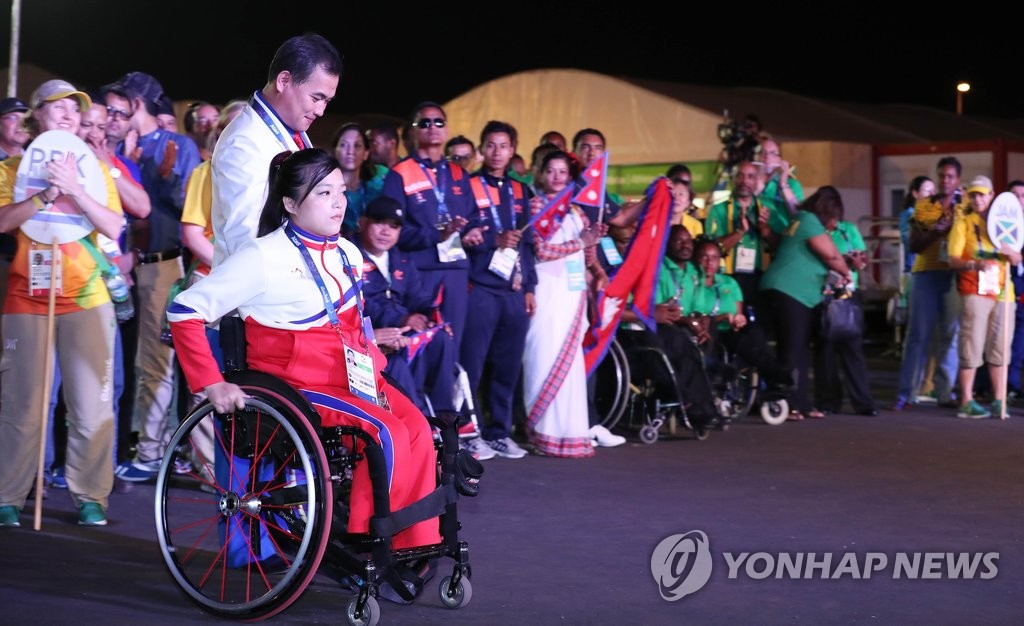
[31,193,52,211]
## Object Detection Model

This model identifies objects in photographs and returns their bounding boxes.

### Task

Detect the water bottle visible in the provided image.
[104,270,135,322]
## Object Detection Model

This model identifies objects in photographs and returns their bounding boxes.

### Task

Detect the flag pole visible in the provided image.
[34,237,58,531]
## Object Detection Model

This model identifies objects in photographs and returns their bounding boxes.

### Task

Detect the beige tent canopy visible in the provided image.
[442,68,728,165]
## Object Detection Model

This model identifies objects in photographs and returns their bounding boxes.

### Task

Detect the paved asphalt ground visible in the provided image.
[2,346,1023,625]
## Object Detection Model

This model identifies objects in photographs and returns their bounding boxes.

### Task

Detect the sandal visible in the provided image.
[787,410,805,422]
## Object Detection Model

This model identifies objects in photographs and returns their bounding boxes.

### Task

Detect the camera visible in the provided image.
[717,118,760,169]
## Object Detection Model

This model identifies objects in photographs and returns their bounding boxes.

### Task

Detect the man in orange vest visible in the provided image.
[381,102,482,354]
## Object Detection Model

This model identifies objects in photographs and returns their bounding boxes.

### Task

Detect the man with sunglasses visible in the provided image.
[382,102,480,355]
[445,135,477,172]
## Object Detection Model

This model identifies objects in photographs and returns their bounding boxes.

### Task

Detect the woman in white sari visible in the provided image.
[523,151,602,457]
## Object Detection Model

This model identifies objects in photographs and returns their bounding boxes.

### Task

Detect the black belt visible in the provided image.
[138,248,182,264]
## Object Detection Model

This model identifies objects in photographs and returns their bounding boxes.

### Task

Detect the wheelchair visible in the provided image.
[593,333,713,444]
[592,328,790,444]
[706,338,790,427]
[154,366,477,626]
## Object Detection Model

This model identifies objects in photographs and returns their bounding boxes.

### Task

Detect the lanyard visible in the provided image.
[973,223,993,258]
[284,226,372,352]
[249,91,309,151]
[417,160,451,225]
[479,177,514,233]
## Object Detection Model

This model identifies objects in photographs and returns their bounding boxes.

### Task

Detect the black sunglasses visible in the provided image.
[415,117,446,129]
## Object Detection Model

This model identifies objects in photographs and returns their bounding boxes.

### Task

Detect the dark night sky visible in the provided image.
[4,2,1021,122]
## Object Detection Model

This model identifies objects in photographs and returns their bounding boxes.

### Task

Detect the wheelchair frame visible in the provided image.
[154,369,473,626]
[592,333,790,444]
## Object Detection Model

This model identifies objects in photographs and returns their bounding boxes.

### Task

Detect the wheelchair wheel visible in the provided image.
[346,595,381,626]
[155,376,333,620]
[639,424,659,444]
[439,574,473,609]
[760,398,790,426]
[593,338,630,430]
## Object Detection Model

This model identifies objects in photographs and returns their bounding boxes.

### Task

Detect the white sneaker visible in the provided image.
[486,437,528,459]
[589,425,626,447]
[462,436,496,461]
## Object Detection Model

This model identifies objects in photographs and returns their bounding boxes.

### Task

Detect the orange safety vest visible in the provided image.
[468,176,525,227]
[392,158,465,197]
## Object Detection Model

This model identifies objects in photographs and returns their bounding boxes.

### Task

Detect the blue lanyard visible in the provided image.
[479,177,514,233]
[284,226,373,351]
[417,160,451,225]
[249,91,309,151]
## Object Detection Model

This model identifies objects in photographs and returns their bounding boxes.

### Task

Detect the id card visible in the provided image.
[600,236,623,266]
[489,247,518,280]
[344,346,379,405]
[735,245,756,273]
[29,245,62,297]
[566,255,586,291]
[978,263,1000,296]
[437,232,467,263]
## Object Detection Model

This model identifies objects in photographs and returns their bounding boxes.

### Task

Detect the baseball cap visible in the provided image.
[0,97,29,116]
[29,80,91,111]
[364,196,404,225]
[967,175,993,195]
[109,71,165,105]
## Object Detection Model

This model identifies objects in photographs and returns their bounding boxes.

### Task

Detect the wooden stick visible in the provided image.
[33,238,58,531]
[1001,259,1011,419]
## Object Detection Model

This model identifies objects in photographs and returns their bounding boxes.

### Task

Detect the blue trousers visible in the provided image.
[460,287,530,440]
[897,270,959,402]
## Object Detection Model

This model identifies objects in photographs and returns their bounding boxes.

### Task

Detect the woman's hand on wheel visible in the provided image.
[205,381,247,413]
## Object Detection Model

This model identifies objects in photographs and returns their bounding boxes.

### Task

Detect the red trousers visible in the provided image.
[247,321,441,549]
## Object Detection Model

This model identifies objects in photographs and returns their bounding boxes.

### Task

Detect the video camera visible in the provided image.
[717,115,761,169]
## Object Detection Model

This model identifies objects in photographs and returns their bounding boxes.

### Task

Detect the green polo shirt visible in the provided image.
[759,210,829,308]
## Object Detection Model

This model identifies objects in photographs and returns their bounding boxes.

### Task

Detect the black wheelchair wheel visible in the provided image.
[593,338,631,430]
[155,377,333,620]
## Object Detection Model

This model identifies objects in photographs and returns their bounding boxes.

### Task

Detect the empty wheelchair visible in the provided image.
[154,369,478,625]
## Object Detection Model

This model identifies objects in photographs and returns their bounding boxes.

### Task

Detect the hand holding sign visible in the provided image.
[46,153,86,200]
[14,130,107,244]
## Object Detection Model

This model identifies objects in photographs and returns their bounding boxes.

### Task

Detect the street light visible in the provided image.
[956,82,971,115]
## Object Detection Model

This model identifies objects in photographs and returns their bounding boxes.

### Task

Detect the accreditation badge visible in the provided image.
[344,345,379,405]
[29,242,62,296]
[488,247,518,279]
[437,232,467,263]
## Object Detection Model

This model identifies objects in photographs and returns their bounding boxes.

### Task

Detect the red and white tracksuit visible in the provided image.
[169,224,440,549]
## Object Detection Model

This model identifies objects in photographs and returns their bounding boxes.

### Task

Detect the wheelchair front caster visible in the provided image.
[693,426,710,441]
[761,399,789,426]
[439,575,473,609]
[639,425,659,444]
[346,595,380,626]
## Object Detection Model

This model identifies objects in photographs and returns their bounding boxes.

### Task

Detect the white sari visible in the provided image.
[523,208,594,458]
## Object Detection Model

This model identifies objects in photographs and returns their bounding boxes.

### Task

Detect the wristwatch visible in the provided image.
[109,167,122,180]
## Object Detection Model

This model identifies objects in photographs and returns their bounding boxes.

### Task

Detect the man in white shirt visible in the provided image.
[211,33,342,266]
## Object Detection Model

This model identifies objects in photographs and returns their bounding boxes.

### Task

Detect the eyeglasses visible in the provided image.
[671,177,692,186]
[447,154,471,163]
[107,106,132,121]
[415,117,446,129]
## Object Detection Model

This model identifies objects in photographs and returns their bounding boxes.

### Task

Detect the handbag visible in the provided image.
[819,294,863,342]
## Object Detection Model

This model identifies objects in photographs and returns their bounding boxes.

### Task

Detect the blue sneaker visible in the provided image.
[51,466,68,489]
[115,459,160,482]
[78,502,107,526]
[0,505,20,527]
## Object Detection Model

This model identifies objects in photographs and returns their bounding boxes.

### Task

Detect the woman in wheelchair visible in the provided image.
[687,236,793,397]
[168,148,440,551]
